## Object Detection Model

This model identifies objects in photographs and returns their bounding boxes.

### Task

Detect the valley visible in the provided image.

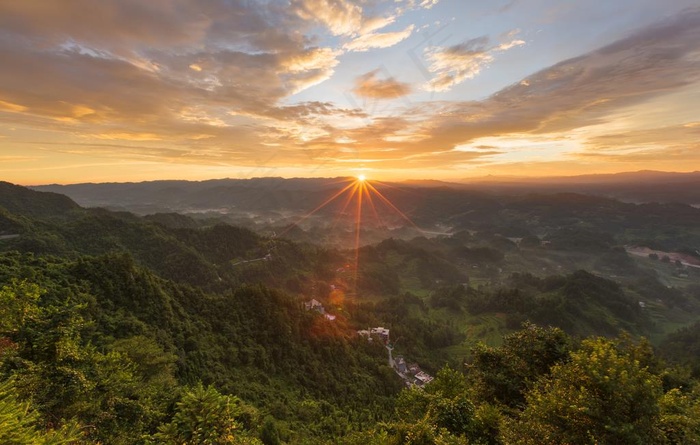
[1,177,700,443]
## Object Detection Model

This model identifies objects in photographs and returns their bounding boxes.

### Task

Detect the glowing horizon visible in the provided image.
[0,1,699,184]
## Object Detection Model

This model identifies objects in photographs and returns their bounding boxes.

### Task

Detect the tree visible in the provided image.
[502,337,664,444]
[259,417,280,445]
[151,384,261,445]
[0,279,42,337]
[0,378,82,444]
[658,388,700,445]
[393,366,476,443]
[467,324,571,409]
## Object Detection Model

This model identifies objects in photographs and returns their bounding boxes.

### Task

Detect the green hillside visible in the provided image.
[1,182,700,443]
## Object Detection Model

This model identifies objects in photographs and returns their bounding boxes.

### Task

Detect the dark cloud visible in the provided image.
[0,1,302,52]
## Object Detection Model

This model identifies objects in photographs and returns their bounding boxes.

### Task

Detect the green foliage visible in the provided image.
[661,321,700,376]
[545,227,615,252]
[429,285,470,312]
[467,324,571,409]
[392,367,477,443]
[0,182,79,219]
[151,384,261,445]
[357,239,466,295]
[0,251,401,443]
[389,418,470,445]
[455,246,504,264]
[380,328,700,445]
[502,337,664,444]
[0,279,43,335]
[0,378,82,444]
[259,417,281,445]
[658,388,700,444]
[464,271,648,337]
[0,281,172,443]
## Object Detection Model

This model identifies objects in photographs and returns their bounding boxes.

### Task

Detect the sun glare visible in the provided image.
[280,176,422,295]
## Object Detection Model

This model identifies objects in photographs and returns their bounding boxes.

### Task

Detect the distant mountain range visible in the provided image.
[32,177,349,215]
[405,170,700,205]
[32,171,700,219]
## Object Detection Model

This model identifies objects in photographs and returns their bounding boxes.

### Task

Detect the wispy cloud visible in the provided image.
[352,70,412,99]
[344,25,415,52]
[424,33,525,92]
[292,0,365,36]
[412,8,699,145]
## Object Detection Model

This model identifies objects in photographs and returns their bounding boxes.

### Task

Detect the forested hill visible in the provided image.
[0,181,80,218]
[0,182,341,294]
[2,182,700,443]
[0,183,400,443]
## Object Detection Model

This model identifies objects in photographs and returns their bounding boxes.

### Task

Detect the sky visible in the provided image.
[1,0,699,185]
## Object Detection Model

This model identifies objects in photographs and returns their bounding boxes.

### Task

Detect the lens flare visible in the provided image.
[283,176,422,295]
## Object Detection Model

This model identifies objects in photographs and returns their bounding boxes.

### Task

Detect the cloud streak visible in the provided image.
[344,25,415,52]
[425,34,525,92]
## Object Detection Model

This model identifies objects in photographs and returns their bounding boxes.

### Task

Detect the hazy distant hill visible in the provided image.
[448,170,700,205]
[32,177,348,214]
[31,175,700,254]
[33,172,700,220]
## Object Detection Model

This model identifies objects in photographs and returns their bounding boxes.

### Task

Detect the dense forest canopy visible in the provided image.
[1,181,699,443]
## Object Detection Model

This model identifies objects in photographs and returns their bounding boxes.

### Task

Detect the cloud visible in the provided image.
[279,47,341,93]
[425,34,525,92]
[586,124,700,151]
[424,36,493,92]
[0,155,40,162]
[352,70,412,99]
[0,2,698,176]
[412,7,700,153]
[395,0,440,11]
[292,0,423,51]
[0,100,28,113]
[291,0,365,36]
[0,1,345,134]
[575,142,700,165]
[344,24,415,52]
[279,7,700,171]
[0,1,210,49]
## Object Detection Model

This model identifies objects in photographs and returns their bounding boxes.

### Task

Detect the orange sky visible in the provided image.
[1,1,699,185]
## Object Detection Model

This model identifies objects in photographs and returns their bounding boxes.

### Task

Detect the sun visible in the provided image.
[357,174,366,182]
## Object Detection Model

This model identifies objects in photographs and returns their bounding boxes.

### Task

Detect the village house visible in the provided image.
[394,356,407,374]
[304,299,325,314]
[414,371,434,387]
[370,327,390,343]
[357,326,390,343]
